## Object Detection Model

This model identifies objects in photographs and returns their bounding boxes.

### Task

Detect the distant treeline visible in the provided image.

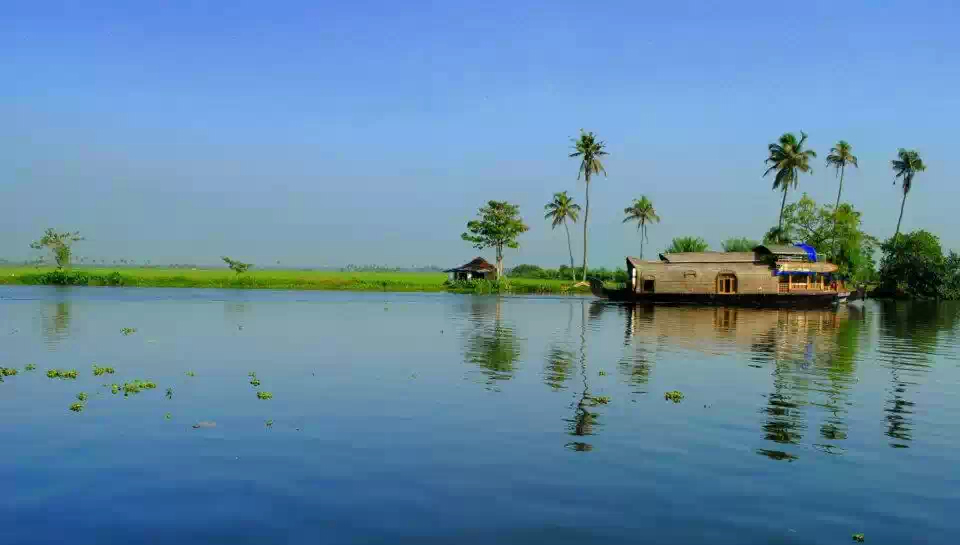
[508,264,628,283]
[341,264,444,273]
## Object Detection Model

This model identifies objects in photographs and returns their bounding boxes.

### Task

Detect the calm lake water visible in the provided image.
[1,286,958,545]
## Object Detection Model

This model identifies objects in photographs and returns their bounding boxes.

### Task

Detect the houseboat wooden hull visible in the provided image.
[590,279,849,308]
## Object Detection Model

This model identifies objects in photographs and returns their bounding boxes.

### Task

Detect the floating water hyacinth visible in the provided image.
[92,365,115,376]
[121,327,137,336]
[852,534,865,542]
[1,367,18,377]
[47,369,79,379]
[664,391,684,403]
[256,391,273,400]
[76,392,88,402]
[69,402,84,413]
[592,395,611,405]
[24,364,37,371]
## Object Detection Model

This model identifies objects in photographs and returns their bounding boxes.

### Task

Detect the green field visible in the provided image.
[0,266,591,295]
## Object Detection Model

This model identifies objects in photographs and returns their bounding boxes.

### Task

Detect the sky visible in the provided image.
[2,0,958,268]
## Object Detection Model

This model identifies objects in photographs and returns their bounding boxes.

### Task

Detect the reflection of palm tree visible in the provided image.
[564,300,600,451]
[544,346,575,390]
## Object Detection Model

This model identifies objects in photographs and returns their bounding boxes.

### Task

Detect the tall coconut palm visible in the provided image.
[891,148,926,239]
[826,140,858,209]
[763,132,817,231]
[622,196,660,259]
[569,129,608,281]
[544,191,581,280]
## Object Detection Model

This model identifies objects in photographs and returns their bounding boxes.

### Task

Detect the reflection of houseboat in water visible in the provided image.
[591,244,851,308]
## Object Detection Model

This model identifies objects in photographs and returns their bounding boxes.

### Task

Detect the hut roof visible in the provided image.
[445,257,496,273]
[657,252,757,264]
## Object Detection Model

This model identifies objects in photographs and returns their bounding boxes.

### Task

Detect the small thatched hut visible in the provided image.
[446,257,498,281]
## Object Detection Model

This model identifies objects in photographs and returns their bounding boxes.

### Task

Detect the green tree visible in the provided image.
[721,237,760,252]
[879,230,948,298]
[221,256,252,275]
[825,140,858,210]
[891,149,927,239]
[779,193,877,281]
[30,228,84,268]
[665,236,709,253]
[544,191,581,279]
[461,200,529,278]
[764,132,817,231]
[622,196,660,260]
[569,129,608,282]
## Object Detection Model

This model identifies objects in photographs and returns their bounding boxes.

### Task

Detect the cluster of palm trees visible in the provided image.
[544,129,929,282]
[764,132,927,241]
[544,130,663,282]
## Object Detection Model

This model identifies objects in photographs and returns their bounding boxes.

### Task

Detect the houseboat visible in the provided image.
[590,245,850,308]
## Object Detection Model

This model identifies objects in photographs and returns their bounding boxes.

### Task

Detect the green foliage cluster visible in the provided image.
[877,230,960,299]
[721,237,760,252]
[92,365,115,376]
[256,391,273,400]
[69,402,85,413]
[47,369,79,379]
[591,395,611,405]
[25,364,37,371]
[665,237,710,253]
[775,194,878,282]
[19,270,126,286]
[121,327,137,336]
[1,367,18,377]
[76,392,88,402]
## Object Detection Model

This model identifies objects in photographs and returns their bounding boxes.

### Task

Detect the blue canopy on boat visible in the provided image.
[794,243,817,262]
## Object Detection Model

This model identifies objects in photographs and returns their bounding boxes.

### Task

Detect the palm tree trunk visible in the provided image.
[835,164,845,210]
[833,164,845,257]
[778,186,788,231]
[564,221,576,280]
[582,177,590,282]
[895,191,907,240]
[640,223,645,260]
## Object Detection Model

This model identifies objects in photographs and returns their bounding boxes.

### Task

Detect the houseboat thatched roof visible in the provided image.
[445,257,496,273]
[657,252,756,264]
[754,244,809,256]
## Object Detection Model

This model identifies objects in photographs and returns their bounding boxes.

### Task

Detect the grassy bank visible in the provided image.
[0,266,591,295]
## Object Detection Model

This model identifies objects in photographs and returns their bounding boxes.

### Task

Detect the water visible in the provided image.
[1,286,958,545]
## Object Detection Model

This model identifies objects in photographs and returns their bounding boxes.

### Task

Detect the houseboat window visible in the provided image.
[642,279,655,292]
[717,274,737,294]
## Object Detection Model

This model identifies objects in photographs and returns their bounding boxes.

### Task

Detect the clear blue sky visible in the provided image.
[2,1,958,267]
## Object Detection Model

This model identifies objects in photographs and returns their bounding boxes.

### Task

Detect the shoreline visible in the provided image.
[0,267,592,295]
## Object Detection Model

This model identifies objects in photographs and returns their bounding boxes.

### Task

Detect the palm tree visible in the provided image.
[891,149,926,239]
[622,196,660,259]
[826,140,858,209]
[570,129,608,282]
[764,132,817,231]
[544,191,581,280]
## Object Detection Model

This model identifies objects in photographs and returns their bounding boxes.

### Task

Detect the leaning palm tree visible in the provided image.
[569,129,608,281]
[826,140,858,209]
[622,196,660,259]
[891,148,926,239]
[763,132,817,231]
[544,191,581,280]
